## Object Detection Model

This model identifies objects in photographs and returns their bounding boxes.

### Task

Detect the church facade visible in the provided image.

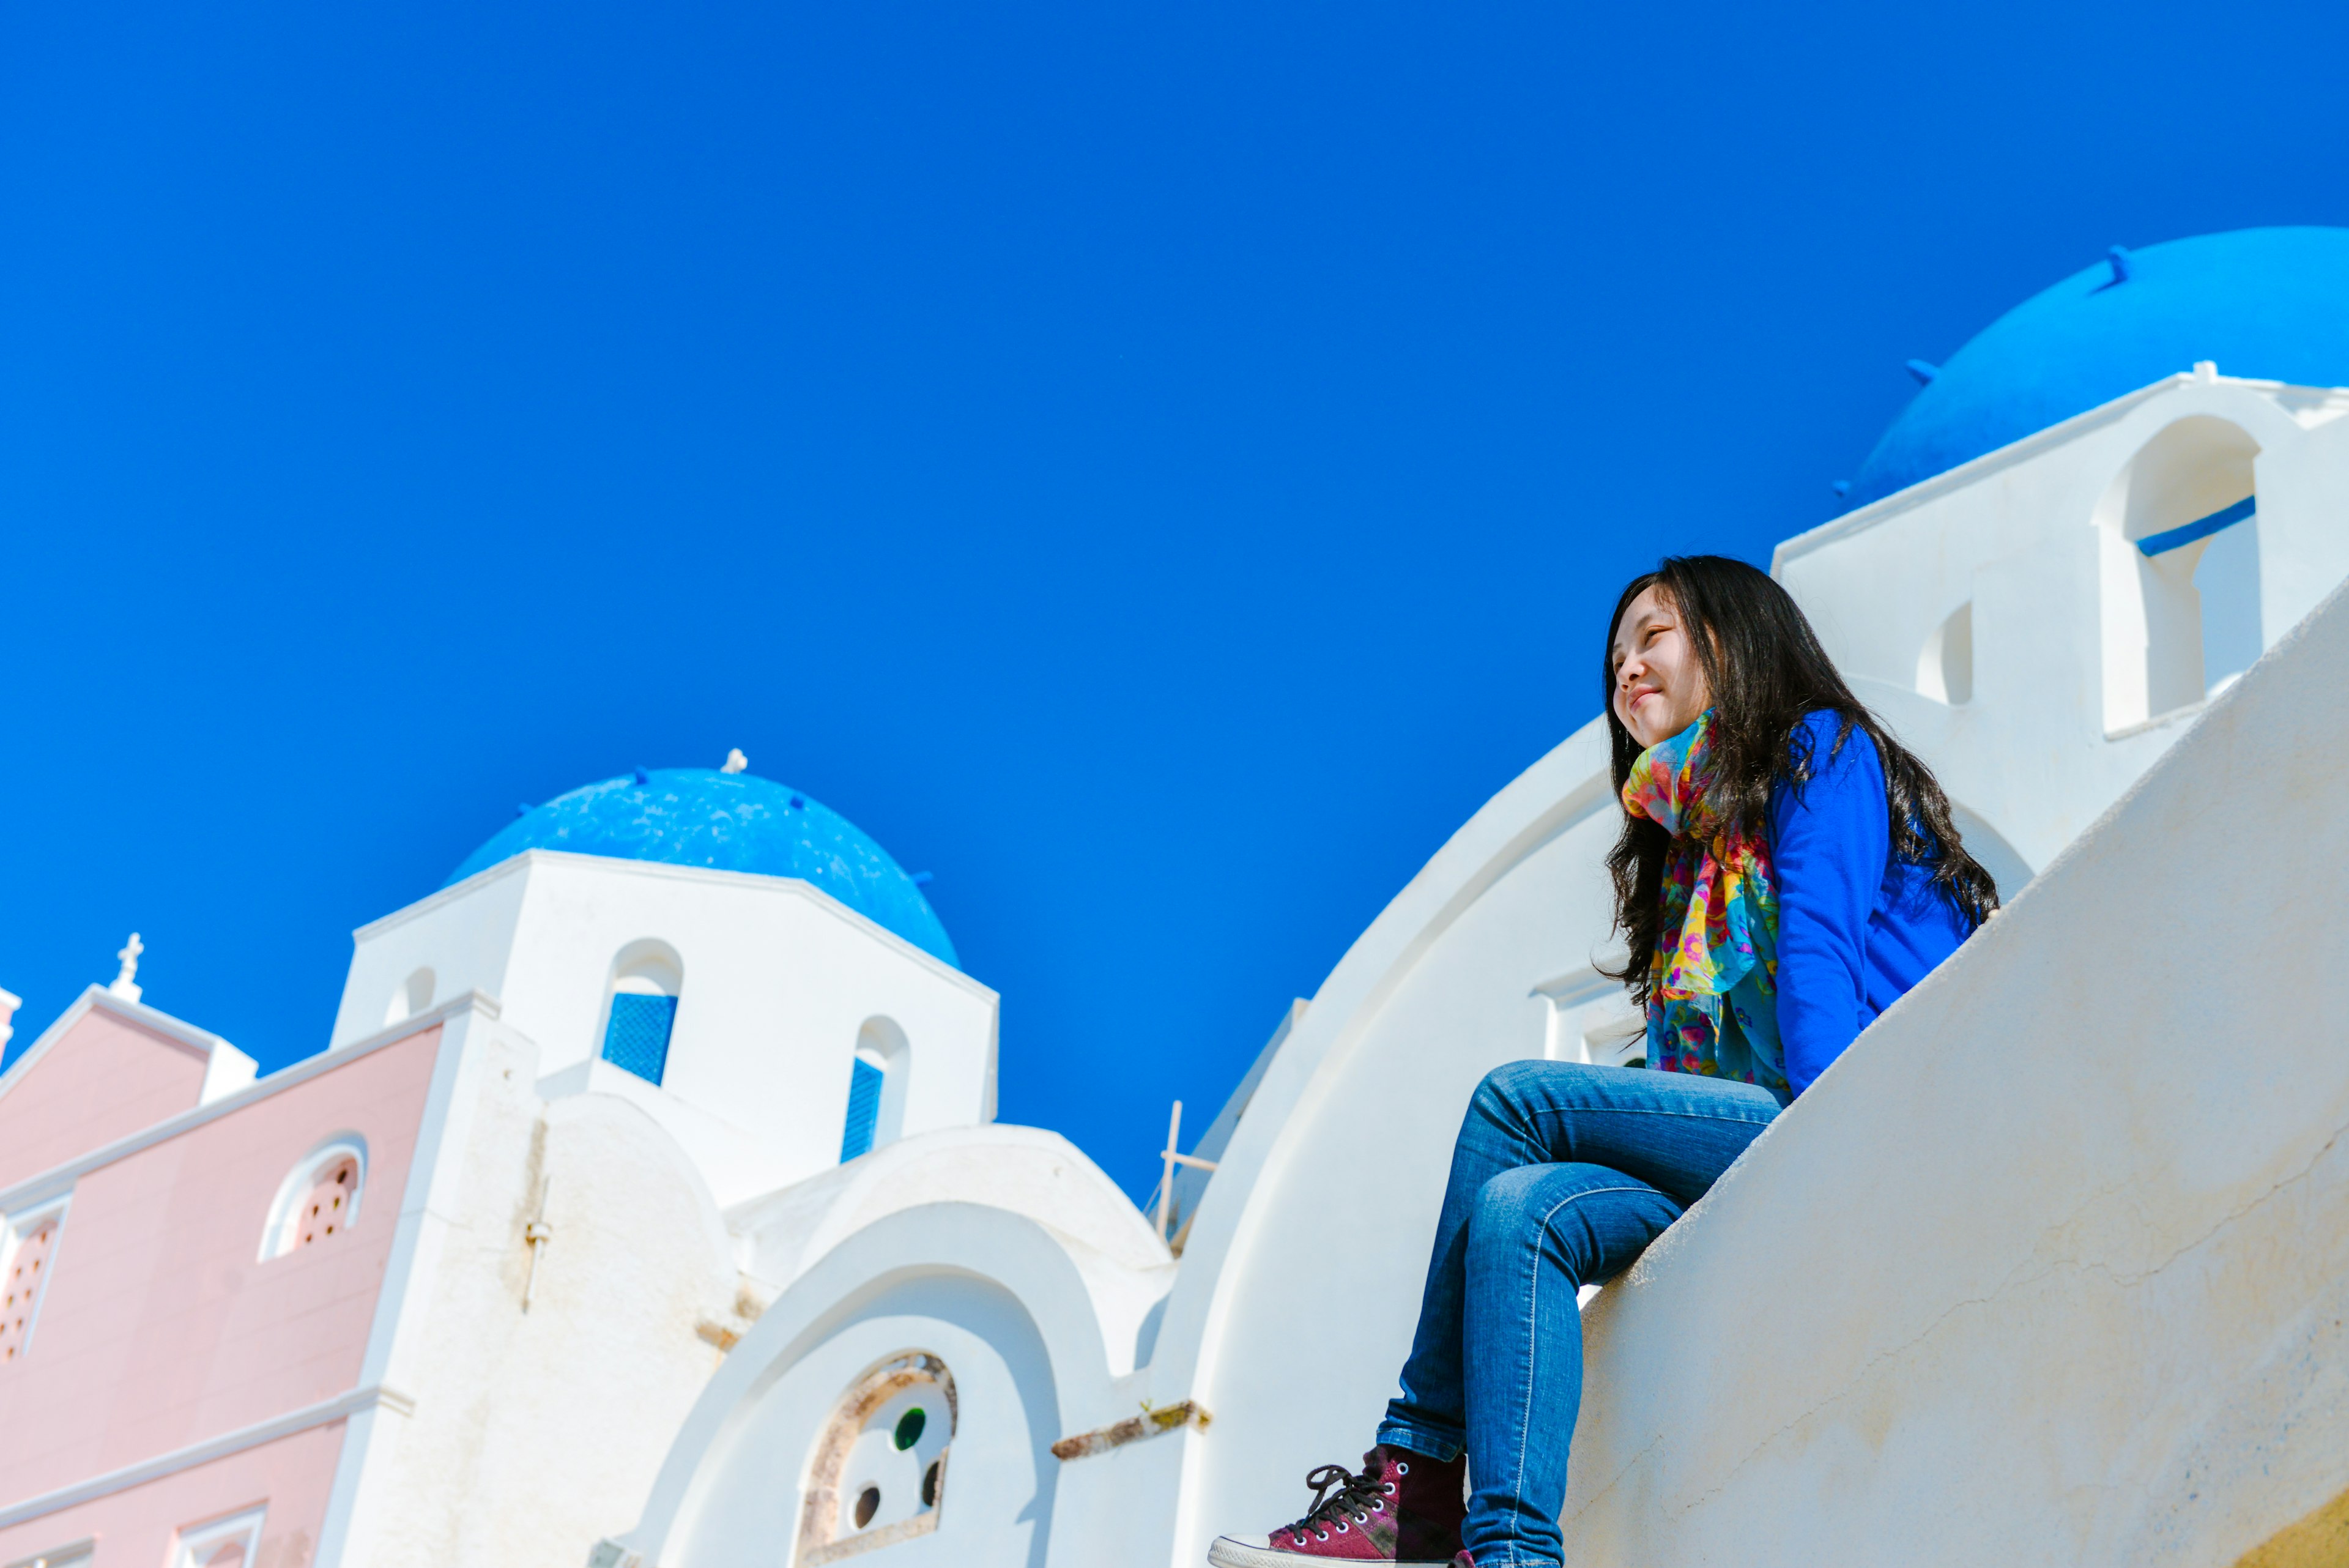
[3,227,2348,1567]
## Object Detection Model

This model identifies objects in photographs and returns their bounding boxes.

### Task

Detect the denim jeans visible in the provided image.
[1375,1061,1780,1567]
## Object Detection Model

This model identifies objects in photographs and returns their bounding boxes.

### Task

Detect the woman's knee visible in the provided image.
[1468,1163,1680,1280]
[1469,1161,1562,1231]
[1471,1058,1609,1124]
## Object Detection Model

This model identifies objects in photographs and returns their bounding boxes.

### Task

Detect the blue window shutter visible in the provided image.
[602,994,679,1085]
[841,1058,885,1162]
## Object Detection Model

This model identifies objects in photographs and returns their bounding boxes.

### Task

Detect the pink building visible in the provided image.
[0,985,441,1567]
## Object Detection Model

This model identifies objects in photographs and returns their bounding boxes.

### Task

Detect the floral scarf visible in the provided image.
[1620,710,1788,1098]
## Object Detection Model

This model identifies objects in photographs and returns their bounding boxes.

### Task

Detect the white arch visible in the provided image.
[623,1204,1120,1568]
[258,1134,369,1261]
[1948,803,2034,904]
[384,967,436,1027]
[596,938,686,1084]
[2095,414,2263,730]
[856,1016,911,1151]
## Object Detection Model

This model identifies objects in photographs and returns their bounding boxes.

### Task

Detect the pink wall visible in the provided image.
[0,1421,344,1568]
[0,1009,213,1191]
[0,1023,444,1548]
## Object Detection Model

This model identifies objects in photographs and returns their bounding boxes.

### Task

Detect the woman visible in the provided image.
[1208,556,1998,1568]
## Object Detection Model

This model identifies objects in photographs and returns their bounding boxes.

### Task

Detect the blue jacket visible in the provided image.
[1768,710,1974,1097]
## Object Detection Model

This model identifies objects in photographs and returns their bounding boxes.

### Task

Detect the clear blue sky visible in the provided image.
[4,2,2342,1201]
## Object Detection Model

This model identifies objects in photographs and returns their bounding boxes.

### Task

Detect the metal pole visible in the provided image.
[1156,1101,1182,1240]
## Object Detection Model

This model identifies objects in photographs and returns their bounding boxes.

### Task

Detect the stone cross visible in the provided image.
[721,748,749,774]
[111,932,144,1003]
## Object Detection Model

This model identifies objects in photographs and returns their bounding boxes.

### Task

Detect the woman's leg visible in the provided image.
[1377,1062,1779,1467]
[1460,1163,1679,1567]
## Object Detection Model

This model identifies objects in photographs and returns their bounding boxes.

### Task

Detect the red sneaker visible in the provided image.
[1206,1445,1466,1567]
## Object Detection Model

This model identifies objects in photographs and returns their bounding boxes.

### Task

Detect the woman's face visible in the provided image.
[1611,585,1712,749]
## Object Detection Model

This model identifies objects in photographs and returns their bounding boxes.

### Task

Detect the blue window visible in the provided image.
[603,994,679,1085]
[840,1058,885,1161]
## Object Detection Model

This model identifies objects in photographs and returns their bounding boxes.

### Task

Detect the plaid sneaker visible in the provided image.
[1207,1445,1466,1567]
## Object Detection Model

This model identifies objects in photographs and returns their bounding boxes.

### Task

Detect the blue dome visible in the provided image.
[1844,228,2349,510]
[446,770,959,967]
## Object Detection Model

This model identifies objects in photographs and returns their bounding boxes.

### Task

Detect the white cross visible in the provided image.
[1153,1101,1220,1250]
[111,932,144,1003]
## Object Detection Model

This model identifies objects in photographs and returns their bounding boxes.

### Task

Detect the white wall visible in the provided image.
[1775,373,2349,877]
[333,853,1001,1206]
[724,1124,1170,1309]
[624,1204,1169,1568]
[338,1014,751,1568]
[332,861,532,1042]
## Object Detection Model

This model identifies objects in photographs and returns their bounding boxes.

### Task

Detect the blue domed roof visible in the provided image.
[1844,228,2349,510]
[446,769,959,967]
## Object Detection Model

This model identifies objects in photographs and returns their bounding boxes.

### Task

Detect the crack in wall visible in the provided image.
[1560,1430,1664,1527]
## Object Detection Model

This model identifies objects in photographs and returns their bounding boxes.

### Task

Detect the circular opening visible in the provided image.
[893,1406,927,1451]
[853,1486,881,1529]
[922,1459,941,1509]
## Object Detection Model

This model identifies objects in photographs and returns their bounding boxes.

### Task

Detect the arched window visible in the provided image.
[599,940,683,1086]
[260,1139,368,1261]
[839,1017,910,1162]
[2097,416,2263,731]
[384,967,435,1028]
[0,1200,68,1365]
[795,1353,956,1566]
[171,1507,265,1568]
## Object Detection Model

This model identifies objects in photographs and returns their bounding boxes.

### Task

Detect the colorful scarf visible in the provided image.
[1620,710,1788,1098]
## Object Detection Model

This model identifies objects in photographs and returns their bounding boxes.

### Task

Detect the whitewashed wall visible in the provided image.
[1776,372,2349,875]
[626,1204,1174,1568]
[335,1016,748,1568]
[333,853,1001,1205]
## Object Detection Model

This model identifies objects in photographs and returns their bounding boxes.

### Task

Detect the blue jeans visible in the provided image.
[1376,1061,1780,1567]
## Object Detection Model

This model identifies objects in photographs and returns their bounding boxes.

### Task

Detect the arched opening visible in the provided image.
[599,940,683,1086]
[2097,416,2263,730]
[171,1508,265,1568]
[1915,601,1973,705]
[1532,968,1646,1070]
[259,1138,368,1261]
[839,1019,910,1161]
[0,1200,67,1365]
[383,967,435,1028]
[1948,804,2035,905]
[795,1353,956,1566]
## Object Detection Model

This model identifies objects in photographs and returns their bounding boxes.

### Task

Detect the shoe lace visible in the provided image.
[1288,1461,1387,1533]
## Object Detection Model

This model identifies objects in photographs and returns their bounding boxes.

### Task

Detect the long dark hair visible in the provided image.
[1600,555,1998,1003]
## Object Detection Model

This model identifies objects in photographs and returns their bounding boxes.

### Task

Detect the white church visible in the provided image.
[2,225,2348,1568]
